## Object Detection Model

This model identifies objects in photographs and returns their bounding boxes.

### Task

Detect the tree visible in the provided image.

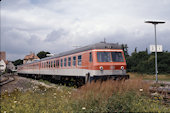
[121,44,129,58]
[134,47,137,53]
[13,59,23,66]
[126,50,170,74]
[37,51,50,59]
[145,48,148,54]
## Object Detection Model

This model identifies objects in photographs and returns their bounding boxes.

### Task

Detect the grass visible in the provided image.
[38,79,52,85]
[129,72,170,81]
[1,78,170,113]
[71,79,169,112]
[1,85,73,113]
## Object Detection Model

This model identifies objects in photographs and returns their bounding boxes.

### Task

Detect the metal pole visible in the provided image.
[154,24,158,83]
[145,20,165,83]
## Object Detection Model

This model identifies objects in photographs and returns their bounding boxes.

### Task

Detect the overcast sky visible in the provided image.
[1,0,170,61]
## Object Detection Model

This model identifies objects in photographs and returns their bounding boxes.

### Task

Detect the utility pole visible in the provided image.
[145,20,165,83]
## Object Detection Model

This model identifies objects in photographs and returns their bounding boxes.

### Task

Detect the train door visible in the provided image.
[84,52,93,83]
[88,52,93,69]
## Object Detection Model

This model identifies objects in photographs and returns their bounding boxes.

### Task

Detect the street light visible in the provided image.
[145,20,165,83]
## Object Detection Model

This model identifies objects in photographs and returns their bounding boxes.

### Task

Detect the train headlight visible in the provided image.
[99,66,103,71]
[121,66,124,70]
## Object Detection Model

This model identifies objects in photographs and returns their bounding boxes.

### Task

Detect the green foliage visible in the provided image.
[121,44,129,58]
[107,92,168,112]
[37,51,50,59]
[13,59,23,66]
[1,87,73,113]
[127,51,170,74]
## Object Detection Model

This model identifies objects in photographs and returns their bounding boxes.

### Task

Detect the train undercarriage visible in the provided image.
[18,73,129,87]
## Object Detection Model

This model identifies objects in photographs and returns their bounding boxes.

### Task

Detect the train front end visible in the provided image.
[90,49,129,81]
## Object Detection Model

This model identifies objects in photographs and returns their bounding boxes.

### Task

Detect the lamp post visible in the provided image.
[145,21,165,83]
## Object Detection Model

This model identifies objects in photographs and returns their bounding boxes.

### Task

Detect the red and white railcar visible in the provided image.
[17,42,129,83]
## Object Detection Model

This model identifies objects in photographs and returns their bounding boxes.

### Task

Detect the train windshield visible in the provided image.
[97,52,111,62]
[97,52,124,62]
[111,52,124,62]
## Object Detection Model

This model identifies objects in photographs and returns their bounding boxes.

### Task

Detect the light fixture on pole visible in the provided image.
[145,20,165,83]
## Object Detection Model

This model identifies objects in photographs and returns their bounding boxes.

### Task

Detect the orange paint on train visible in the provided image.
[19,49,127,71]
[17,42,129,82]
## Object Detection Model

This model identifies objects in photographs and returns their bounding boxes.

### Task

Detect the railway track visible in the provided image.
[149,85,170,105]
[0,75,15,86]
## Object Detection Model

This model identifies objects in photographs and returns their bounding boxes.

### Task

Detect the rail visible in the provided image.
[0,75,15,86]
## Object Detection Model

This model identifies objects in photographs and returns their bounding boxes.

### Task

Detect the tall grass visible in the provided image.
[129,72,170,81]
[73,78,150,100]
[71,79,169,112]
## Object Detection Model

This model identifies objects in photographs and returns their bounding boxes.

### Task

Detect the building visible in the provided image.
[23,52,40,64]
[0,51,7,73]
[6,61,16,72]
[0,59,6,73]
[0,51,6,62]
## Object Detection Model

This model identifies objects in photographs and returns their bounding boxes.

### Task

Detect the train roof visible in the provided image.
[20,42,122,65]
[42,42,121,60]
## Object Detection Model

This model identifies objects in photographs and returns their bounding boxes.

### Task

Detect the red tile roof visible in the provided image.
[24,53,39,60]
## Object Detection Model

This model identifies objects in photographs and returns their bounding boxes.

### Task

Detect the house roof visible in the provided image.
[0,59,6,65]
[24,53,39,60]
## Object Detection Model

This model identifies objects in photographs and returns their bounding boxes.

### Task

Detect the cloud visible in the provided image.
[1,0,170,60]
[45,29,68,42]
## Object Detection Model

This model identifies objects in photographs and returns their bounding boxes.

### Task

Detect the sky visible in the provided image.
[1,0,170,61]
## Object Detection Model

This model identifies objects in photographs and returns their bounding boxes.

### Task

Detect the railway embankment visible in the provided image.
[0,75,60,93]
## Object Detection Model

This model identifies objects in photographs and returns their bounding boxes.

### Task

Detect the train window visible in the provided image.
[97,52,111,62]
[46,61,48,68]
[57,60,59,67]
[49,61,51,68]
[73,56,76,66]
[64,58,67,67]
[89,52,93,62]
[78,55,82,66]
[56,60,59,68]
[51,61,53,68]
[68,57,71,66]
[61,59,63,67]
[55,60,57,68]
[54,60,56,67]
[111,52,124,62]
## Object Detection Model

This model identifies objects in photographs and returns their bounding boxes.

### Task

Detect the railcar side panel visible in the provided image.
[17,42,129,83]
